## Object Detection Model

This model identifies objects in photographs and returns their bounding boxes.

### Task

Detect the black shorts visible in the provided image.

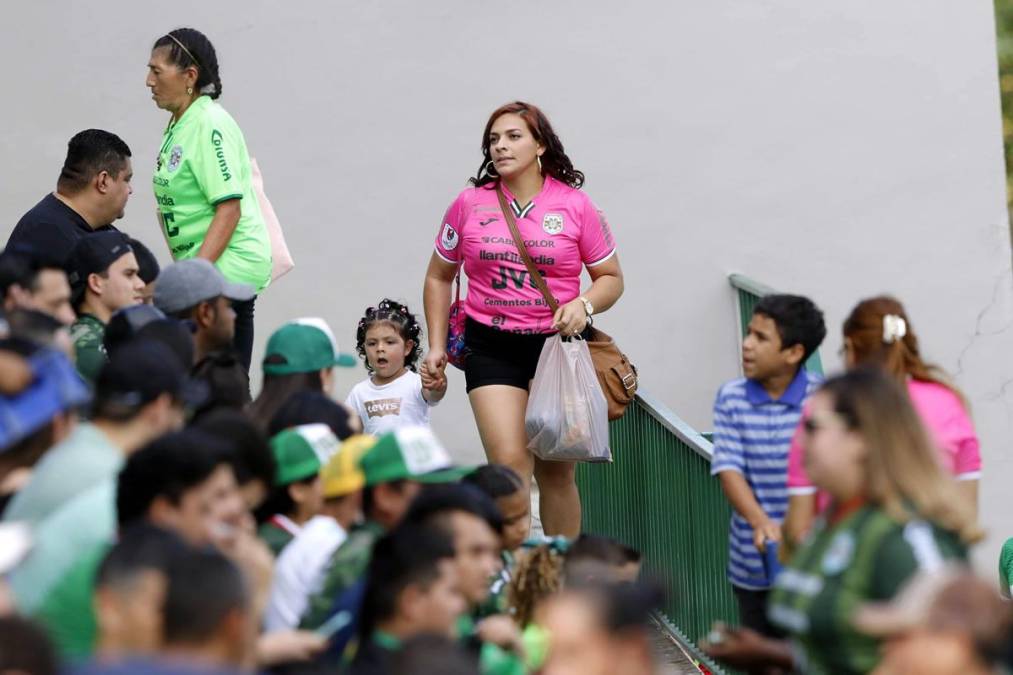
[463,318,553,393]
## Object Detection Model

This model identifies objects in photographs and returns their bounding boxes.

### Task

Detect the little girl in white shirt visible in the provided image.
[345,299,447,435]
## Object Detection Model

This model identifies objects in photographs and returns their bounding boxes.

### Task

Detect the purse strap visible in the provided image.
[495,188,559,313]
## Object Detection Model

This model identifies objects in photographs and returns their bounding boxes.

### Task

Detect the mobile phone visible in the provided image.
[314,610,352,639]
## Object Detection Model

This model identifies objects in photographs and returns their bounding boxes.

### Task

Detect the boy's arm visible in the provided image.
[717,471,782,552]
[712,390,781,552]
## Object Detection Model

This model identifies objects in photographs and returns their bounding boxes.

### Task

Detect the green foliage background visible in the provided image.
[996,1,1013,209]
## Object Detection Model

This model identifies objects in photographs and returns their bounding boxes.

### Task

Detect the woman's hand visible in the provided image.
[553,299,589,337]
[423,348,448,379]
[420,358,448,403]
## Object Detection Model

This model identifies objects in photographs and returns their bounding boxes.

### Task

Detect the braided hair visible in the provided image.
[153,28,223,99]
[355,299,423,373]
[508,542,565,627]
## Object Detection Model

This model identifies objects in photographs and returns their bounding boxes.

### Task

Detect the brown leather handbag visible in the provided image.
[496,189,638,420]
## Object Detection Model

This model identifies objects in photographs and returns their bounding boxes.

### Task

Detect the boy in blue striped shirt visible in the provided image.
[711,294,825,637]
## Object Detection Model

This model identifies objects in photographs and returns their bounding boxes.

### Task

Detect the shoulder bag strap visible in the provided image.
[495,188,559,314]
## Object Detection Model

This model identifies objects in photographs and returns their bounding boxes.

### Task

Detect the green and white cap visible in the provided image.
[262,317,356,375]
[361,426,471,487]
[270,423,340,486]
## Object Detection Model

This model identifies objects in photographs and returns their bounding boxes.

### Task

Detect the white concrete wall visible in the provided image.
[3,1,1012,565]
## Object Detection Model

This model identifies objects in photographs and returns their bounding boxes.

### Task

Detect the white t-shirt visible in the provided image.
[263,515,348,631]
[345,370,437,436]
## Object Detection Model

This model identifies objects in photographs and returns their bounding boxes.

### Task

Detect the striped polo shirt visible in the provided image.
[711,369,822,590]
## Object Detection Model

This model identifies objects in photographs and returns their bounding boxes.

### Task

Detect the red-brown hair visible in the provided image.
[843,296,967,408]
[470,101,584,189]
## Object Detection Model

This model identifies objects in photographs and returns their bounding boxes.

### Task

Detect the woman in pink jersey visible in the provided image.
[782,296,981,548]
[422,102,624,537]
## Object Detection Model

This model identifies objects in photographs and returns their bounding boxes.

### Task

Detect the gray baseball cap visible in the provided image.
[153,259,255,314]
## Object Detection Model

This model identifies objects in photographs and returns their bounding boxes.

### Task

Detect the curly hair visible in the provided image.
[470,101,585,189]
[508,543,565,627]
[355,299,423,373]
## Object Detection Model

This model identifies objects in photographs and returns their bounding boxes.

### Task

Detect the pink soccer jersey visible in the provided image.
[433,176,616,334]
[787,378,982,510]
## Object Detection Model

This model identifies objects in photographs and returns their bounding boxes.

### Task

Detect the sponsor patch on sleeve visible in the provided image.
[440,223,459,250]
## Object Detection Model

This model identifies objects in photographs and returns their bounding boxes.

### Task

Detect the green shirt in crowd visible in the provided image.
[33,543,108,662]
[257,519,297,557]
[153,95,271,291]
[768,505,967,675]
[10,480,116,614]
[301,520,386,630]
[999,538,1013,598]
[70,314,107,384]
[3,423,122,526]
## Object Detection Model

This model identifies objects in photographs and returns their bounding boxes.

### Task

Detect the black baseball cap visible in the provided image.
[104,305,167,352]
[94,340,207,412]
[67,231,133,301]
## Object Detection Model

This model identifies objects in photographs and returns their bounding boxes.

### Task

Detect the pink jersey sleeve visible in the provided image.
[908,380,982,480]
[786,408,815,493]
[578,197,617,267]
[944,403,982,479]
[433,191,469,264]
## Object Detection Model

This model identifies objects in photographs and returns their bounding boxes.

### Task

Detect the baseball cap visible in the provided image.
[67,231,133,300]
[104,305,167,351]
[360,426,470,486]
[270,423,340,486]
[94,340,207,412]
[262,318,356,375]
[0,348,91,451]
[321,434,375,498]
[153,258,254,314]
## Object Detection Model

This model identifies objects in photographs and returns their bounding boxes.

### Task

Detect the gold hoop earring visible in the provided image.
[537,156,543,173]
[187,86,193,96]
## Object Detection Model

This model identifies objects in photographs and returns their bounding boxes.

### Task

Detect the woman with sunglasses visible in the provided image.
[704,369,979,675]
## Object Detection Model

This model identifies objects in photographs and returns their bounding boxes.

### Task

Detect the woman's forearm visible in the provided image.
[583,273,623,315]
[424,273,453,349]
[197,199,242,262]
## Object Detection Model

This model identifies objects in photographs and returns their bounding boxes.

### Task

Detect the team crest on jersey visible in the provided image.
[440,223,459,250]
[820,531,855,576]
[542,213,564,235]
[168,145,184,172]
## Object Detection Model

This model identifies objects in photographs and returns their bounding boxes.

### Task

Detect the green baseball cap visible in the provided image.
[270,423,340,485]
[262,318,356,375]
[361,426,471,486]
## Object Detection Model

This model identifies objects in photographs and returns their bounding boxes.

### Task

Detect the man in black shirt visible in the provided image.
[7,130,133,266]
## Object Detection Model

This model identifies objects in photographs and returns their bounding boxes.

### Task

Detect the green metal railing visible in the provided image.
[729,273,825,375]
[576,391,736,673]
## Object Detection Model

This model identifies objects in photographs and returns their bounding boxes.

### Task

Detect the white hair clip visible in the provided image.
[883,314,907,344]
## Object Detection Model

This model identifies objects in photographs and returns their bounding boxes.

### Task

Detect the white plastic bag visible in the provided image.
[525,335,612,462]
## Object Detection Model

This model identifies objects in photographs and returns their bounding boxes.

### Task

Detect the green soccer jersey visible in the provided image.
[999,538,1013,598]
[70,314,107,385]
[257,520,296,557]
[301,520,385,630]
[768,505,967,675]
[152,95,271,291]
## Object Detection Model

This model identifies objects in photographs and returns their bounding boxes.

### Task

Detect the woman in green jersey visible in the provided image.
[146,28,271,372]
[704,368,980,675]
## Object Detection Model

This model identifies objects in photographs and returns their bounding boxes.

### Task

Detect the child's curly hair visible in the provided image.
[355,299,423,372]
[508,542,565,627]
